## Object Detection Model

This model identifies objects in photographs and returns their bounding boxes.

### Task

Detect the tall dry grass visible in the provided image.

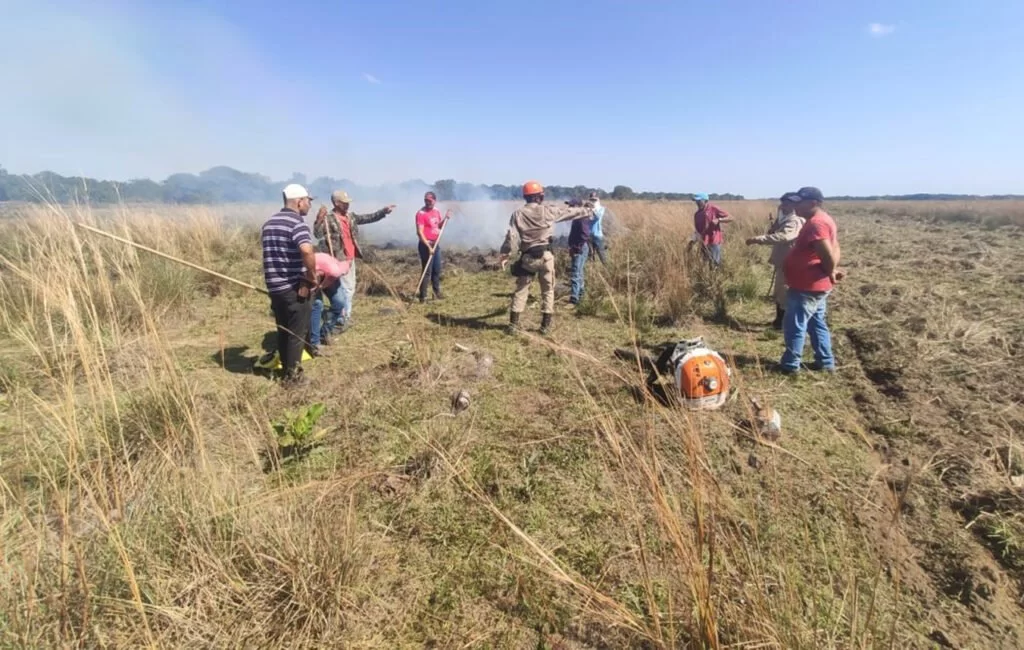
[0,199,921,647]
[828,199,1024,229]
[576,200,774,325]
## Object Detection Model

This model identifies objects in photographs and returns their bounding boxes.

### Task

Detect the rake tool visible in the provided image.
[416,211,452,295]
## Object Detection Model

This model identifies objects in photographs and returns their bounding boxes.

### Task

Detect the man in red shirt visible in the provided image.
[779,186,845,374]
[415,191,452,303]
[313,190,394,334]
[689,193,733,266]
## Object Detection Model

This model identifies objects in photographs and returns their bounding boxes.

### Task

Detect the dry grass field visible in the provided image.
[0,199,1022,648]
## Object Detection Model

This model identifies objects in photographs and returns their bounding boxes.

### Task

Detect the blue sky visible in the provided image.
[2,0,1022,197]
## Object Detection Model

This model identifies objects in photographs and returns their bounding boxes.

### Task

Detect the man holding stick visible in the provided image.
[415,191,452,303]
[261,184,319,386]
[314,190,395,329]
[688,192,734,266]
[745,192,805,329]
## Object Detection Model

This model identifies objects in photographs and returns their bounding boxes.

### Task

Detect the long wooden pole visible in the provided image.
[322,208,336,257]
[417,214,451,295]
[74,222,269,294]
[74,222,322,355]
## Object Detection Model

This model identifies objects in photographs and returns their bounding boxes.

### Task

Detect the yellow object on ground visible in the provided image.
[253,349,314,371]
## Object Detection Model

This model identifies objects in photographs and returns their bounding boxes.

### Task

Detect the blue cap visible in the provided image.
[795,186,824,202]
[693,192,709,202]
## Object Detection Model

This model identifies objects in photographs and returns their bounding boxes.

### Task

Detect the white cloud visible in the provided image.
[362,73,382,85]
[868,23,896,37]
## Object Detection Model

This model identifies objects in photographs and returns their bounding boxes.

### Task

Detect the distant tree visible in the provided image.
[123,178,163,202]
[611,185,635,200]
[432,179,457,201]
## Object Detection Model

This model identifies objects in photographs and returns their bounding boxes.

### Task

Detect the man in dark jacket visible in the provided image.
[567,197,593,305]
[313,190,394,328]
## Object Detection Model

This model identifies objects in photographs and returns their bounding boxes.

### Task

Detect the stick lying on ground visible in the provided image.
[74,222,269,295]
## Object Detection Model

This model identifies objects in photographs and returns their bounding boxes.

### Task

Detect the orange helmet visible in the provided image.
[522,181,544,197]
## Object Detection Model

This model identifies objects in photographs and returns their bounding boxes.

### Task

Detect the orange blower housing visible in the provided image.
[669,338,731,410]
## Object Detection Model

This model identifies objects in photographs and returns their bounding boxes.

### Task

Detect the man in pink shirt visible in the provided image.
[309,252,351,356]
[689,192,733,266]
[415,191,452,303]
[779,186,845,374]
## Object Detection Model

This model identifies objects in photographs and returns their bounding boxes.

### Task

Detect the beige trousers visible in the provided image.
[511,251,556,314]
[772,261,788,308]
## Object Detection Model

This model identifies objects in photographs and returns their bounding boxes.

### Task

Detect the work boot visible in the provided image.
[418,293,427,304]
[308,345,323,358]
[281,367,308,388]
[506,311,521,335]
[539,313,553,336]
[433,289,445,300]
[772,306,784,330]
[320,331,333,346]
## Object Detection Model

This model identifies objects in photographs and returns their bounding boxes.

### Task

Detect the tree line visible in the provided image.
[2,164,1019,204]
[0,165,744,204]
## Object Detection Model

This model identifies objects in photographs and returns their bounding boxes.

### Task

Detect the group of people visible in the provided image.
[687,186,843,374]
[260,180,842,385]
[260,185,448,385]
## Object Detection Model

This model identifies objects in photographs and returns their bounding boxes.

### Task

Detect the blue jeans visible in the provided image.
[780,289,834,372]
[417,241,442,298]
[590,236,608,265]
[705,243,722,266]
[310,280,346,346]
[570,245,589,303]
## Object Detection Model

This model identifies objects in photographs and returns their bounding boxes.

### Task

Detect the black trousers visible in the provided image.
[417,241,442,297]
[269,288,311,375]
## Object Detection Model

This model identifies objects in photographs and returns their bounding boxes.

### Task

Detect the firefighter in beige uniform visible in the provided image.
[745,192,806,329]
[500,180,595,335]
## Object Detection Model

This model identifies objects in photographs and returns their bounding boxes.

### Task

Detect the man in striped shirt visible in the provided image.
[261,184,320,385]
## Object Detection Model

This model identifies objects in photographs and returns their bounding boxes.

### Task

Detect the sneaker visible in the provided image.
[808,362,836,373]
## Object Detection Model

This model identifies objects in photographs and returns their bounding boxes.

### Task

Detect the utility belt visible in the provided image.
[511,244,551,277]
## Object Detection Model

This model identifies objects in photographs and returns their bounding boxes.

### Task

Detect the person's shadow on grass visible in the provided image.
[427,308,508,332]
[210,330,279,375]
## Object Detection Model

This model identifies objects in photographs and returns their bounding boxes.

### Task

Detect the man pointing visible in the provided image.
[314,190,394,330]
[500,180,595,335]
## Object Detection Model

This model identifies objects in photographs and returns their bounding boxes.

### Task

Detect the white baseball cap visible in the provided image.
[282,184,313,200]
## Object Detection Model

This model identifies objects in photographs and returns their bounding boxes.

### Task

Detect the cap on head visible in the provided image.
[795,186,824,202]
[780,191,802,204]
[693,192,709,202]
[522,180,544,197]
[331,190,352,204]
[283,184,311,201]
